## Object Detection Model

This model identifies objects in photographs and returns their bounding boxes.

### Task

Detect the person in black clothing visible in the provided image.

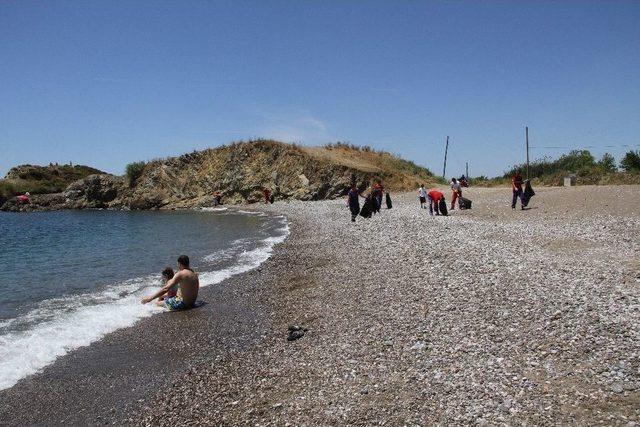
[346,184,363,222]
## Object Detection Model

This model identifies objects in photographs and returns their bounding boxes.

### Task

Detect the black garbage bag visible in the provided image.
[522,180,535,207]
[458,196,472,210]
[438,198,448,216]
[360,197,374,218]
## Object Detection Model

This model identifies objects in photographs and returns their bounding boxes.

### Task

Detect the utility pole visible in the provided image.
[465,162,469,178]
[525,126,530,179]
[442,136,449,179]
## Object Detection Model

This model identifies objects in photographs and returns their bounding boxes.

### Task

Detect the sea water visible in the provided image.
[0,208,288,390]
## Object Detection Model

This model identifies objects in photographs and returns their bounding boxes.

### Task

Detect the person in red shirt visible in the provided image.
[511,171,524,209]
[263,187,272,204]
[427,190,444,216]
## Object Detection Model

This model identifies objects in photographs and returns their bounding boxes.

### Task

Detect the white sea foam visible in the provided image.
[235,209,266,216]
[201,238,252,263]
[200,207,228,212]
[0,215,289,391]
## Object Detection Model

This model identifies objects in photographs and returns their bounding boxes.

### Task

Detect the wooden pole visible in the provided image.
[525,126,530,179]
[442,136,449,179]
[465,162,469,178]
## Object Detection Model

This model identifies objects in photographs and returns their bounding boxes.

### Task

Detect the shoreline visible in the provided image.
[1,186,639,425]
[0,209,292,424]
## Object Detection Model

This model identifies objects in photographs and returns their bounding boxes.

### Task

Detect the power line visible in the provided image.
[530,144,639,149]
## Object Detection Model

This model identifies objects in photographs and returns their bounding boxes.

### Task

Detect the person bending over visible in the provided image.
[428,190,445,216]
[141,255,199,310]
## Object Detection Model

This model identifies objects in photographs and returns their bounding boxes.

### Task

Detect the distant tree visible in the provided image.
[620,150,640,172]
[502,150,596,179]
[556,150,596,172]
[598,152,617,173]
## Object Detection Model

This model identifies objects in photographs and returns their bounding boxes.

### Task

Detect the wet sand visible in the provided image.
[1,185,639,426]
[0,257,273,425]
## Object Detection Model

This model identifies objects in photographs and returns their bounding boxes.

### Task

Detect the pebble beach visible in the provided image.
[1,185,639,425]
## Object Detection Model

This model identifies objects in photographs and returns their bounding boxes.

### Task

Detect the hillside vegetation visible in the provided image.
[123,140,437,208]
[0,164,105,205]
[473,150,640,187]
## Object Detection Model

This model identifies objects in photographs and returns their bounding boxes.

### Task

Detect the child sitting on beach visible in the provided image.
[159,267,178,301]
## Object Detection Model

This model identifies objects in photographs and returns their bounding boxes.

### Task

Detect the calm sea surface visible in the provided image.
[0,208,288,390]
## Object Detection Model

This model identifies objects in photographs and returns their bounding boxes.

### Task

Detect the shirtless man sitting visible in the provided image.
[141,255,199,310]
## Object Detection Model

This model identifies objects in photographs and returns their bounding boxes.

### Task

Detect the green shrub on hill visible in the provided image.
[125,161,146,186]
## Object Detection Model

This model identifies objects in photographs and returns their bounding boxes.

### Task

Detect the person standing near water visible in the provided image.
[263,188,272,204]
[141,255,199,310]
[212,191,222,206]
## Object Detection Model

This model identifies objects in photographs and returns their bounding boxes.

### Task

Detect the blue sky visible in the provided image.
[1,1,638,178]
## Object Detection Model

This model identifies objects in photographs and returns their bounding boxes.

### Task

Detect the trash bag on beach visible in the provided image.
[385,193,392,209]
[438,198,448,216]
[360,197,374,218]
[522,180,535,207]
[458,196,472,210]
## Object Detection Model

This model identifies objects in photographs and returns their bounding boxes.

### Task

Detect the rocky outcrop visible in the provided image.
[64,174,126,209]
[123,140,434,209]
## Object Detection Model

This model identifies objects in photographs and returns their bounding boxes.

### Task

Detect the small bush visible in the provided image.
[125,161,146,186]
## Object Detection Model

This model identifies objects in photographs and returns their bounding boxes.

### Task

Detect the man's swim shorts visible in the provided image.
[164,297,189,311]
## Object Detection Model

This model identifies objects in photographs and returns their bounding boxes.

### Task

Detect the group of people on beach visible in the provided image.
[347,171,535,221]
[346,181,391,222]
[416,175,470,215]
[417,184,448,215]
[141,255,200,311]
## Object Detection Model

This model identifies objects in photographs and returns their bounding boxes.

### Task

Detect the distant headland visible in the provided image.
[0,140,438,212]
